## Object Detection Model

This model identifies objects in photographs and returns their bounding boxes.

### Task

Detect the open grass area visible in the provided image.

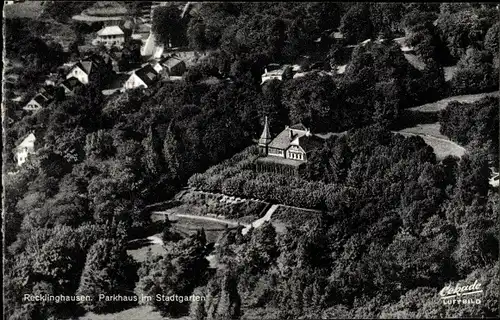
[79,305,175,320]
[172,216,235,243]
[127,233,167,263]
[409,91,499,113]
[398,123,448,140]
[3,1,43,19]
[397,130,466,160]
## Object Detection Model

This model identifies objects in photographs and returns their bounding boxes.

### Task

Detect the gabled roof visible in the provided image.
[32,94,49,106]
[269,127,309,150]
[72,61,93,75]
[97,25,125,36]
[16,133,36,149]
[133,64,158,86]
[267,124,325,153]
[61,77,83,91]
[162,57,185,69]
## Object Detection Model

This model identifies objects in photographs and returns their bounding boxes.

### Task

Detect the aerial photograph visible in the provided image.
[2,1,499,319]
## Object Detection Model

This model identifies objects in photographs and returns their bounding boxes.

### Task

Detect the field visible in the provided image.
[409,91,499,113]
[3,1,43,19]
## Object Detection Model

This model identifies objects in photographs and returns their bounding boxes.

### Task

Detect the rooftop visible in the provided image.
[134,64,159,86]
[268,126,310,150]
[17,133,36,149]
[97,26,125,36]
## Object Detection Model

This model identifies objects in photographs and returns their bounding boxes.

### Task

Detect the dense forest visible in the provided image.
[3,2,499,320]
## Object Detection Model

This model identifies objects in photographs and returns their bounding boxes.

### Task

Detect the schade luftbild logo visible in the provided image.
[439,280,483,305]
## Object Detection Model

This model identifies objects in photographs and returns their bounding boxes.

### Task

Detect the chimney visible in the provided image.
[290,129,293,140]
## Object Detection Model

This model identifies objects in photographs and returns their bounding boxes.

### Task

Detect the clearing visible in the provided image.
[79,305,182,320]
[3,1,43,19]
[409,91,499,113]
[396,129,466,160]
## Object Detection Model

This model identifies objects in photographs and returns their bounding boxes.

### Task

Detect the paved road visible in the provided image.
[242,204,278,235]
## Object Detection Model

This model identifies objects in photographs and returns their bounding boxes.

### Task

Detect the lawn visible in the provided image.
[397,130,466,160]
[398,123,448,140]
[127,233,167,263]
[3,1,43,19]
[409,91,499,113]
[80,305,182,320]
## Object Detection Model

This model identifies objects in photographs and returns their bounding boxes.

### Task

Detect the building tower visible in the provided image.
[258,116,272,156]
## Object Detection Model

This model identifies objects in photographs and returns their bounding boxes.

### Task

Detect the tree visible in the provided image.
[163,121,185,181]
[77,239,138,313]
[450,48,498,95]
[152,5,187,47]
[138,234,209,317]
[340,4,373,44]
[484,22,499,59]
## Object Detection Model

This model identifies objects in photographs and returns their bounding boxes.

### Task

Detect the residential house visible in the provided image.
[161,56,186,76]
[66,55,106,85]
[124,64,159,89]
[93,26,128,48]
[261,64,286,84]
[23,93,51,112]
[60,77,83,96]
[15,133,36,166]
[103,51,121,72]
[255,117,325,174]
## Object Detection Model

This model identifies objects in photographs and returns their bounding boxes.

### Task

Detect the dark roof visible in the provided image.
[75,54,106,74]
[162,57,185,69]
[298,135,325,153]
[134,64,159,86]
[267,124,325,152]
[61,77,83,91]
[32,94,49,106]
[269,127,309,150]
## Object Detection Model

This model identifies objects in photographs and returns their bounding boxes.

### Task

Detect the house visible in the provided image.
[161,56,187,76]
[261,64,286,84]
[103,51,121,72]
[60,77,83,96]
[66,55,106,84]
[23,94,51,112]
[255,117,325,174]
[15,133,36,166]
[124,64,159,89]
[93,26,128,48]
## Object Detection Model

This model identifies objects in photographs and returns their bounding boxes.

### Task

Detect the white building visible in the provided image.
[23,93,51,112]
[66,61,93,84]
[261,64,287,84]
[124,64,159,89]
[15,133,36,166]
[93,26,127,48]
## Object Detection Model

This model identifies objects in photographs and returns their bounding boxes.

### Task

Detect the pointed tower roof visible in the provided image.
[259,116,272,145]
